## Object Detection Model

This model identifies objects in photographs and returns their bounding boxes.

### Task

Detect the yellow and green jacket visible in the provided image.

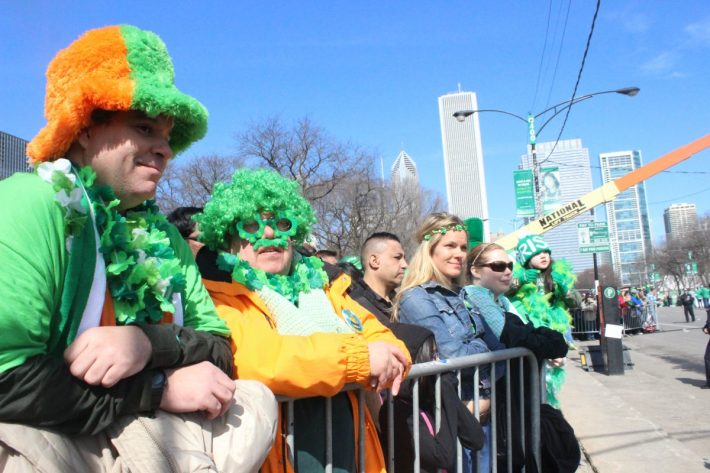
[204,271,411,473]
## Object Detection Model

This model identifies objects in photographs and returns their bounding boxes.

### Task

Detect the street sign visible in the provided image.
[578,221,610,254]
[527,114,536,145]
[685,262,698,275]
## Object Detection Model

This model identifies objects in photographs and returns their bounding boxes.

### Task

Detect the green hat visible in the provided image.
[340,255,362,271]
[516,234,551,266]
[464,218,485,248]
[28,24,207,164]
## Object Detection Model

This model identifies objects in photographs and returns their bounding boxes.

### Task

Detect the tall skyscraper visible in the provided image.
[438,90,489,238]
[1,131,29,180]
[390,149,418,187]
[663,203,698,240]
[521,139,594,273]
[600,150,653,286]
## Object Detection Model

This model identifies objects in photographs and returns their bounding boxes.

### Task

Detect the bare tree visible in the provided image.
[311,169,387,256]
[647,215,710,290]
[387,183,445,256]
[236,116,371,203]
[575,264,619,290]
[156,155,245,213]
[154,116,445,257]
[311,171,445,258]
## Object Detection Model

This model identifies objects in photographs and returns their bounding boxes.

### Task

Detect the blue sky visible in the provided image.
[2,1,708,243]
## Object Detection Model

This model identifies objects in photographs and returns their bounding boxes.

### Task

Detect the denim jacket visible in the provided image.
[398,282,506,396]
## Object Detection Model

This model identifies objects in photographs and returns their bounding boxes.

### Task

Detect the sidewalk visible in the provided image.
[560,334,710,472]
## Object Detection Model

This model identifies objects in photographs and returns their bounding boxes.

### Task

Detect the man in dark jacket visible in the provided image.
[349,232,408,325]
[680,289,696,322]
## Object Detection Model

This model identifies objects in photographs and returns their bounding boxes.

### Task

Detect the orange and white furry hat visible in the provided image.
[27,25,207,164]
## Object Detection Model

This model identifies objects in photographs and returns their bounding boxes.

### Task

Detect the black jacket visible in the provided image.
[500,312,568,364]
[380,373,484,473]
[0,323,233,436]
[347,277,394,327]
[494,312,569,473]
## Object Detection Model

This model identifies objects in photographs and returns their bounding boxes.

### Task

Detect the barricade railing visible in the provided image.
[621,305,650,334]
[570,307,599,338]
[276,347,541,473]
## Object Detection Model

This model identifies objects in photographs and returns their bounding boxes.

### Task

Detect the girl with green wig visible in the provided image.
[196,168,411,473]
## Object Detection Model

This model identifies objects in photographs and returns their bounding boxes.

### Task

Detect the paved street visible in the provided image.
[561,306,710,472]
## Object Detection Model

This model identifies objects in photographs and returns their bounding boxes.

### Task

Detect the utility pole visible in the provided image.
[527,114,543,218]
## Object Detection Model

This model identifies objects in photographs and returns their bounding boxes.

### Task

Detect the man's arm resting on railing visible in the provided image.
[0,355,159,436]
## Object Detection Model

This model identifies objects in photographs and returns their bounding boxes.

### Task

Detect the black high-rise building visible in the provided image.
[0,131,30,179]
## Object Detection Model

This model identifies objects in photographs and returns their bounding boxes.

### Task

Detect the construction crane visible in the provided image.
[495,134,710,250]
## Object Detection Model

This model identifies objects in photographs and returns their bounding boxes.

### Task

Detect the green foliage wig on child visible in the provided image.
[196,168,316,251]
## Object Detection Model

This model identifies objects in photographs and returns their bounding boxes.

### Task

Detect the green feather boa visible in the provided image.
[511,259,576,407]
[217,251,328,305]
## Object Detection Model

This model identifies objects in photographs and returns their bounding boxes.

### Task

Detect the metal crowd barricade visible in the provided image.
[621,305,648,335]
[276,347,541,473]
[570,307,600,339]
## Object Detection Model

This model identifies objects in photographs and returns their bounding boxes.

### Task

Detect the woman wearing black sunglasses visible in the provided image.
[463,242,570,473]
[463,242,567,363]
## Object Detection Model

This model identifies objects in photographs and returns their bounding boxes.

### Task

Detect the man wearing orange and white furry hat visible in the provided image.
[0,25,276,471]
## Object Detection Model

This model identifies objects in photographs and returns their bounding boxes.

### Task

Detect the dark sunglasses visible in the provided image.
[480,261,513,272]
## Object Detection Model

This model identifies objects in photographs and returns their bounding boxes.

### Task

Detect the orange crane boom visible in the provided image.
[495,134,710,250]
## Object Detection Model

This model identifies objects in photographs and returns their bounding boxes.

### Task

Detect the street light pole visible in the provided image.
[454,87,640,219]
[527,114,543,218]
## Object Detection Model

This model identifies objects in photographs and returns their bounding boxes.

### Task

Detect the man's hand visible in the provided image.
[703,327,709,335]
[160,362,236,420]
[367,341,409,395]
[64,325,152,387]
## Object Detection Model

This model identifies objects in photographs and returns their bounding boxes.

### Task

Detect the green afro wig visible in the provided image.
[197,168,316,250]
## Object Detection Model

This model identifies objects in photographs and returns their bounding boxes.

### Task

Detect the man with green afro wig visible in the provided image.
[197,168,316,252]
[196,168,411,473]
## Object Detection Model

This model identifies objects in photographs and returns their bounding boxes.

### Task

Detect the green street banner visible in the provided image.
[514,169,535,217]
[540,166,561,213]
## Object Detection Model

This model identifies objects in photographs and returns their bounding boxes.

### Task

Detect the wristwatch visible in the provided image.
[150,369,167,409]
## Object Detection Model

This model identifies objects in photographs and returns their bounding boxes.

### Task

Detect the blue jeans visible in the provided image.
[463,422,491,473]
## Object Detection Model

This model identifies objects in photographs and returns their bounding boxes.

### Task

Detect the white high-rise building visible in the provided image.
[438,90,489,238]
[600,150,653,286]
[390,149,418,187]
[521,139,594,273]
[663,203,698,240]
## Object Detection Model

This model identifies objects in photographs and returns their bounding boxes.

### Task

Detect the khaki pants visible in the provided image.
[0,380,277,473]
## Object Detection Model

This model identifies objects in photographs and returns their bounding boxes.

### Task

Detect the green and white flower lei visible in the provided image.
[217,251,328,305]
[37,159,186,325]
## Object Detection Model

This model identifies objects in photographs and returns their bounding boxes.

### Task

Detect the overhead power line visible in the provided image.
[530,0,554,112]
[646,185,710,206]
[539,0,602,165]
[544,0,572,108]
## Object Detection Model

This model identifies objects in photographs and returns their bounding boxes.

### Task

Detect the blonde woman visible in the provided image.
[393,213,503,473]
